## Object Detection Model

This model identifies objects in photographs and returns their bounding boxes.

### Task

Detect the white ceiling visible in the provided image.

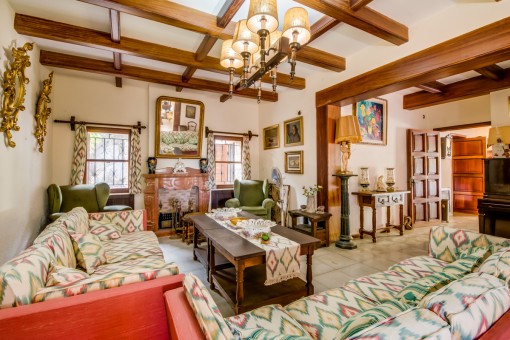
[7,0,468,91]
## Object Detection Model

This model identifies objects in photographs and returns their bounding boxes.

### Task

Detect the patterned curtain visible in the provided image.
[242,135,251,180]
[129,128,142,194]
[207,132,216,188]
[70,124,87,185]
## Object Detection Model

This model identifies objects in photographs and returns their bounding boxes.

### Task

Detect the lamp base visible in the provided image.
[335,240,358,249]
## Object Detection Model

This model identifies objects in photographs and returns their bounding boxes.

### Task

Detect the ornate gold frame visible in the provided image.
[0,42,33,148]
[34,72,54,152]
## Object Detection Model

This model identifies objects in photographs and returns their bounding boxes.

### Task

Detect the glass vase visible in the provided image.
[386,167,396,192]
[306,195,316,213]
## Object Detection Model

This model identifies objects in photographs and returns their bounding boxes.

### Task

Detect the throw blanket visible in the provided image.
[206,214,301,285]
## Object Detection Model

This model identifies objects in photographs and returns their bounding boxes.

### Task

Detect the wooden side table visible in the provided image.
[352,190,410,243]
[289,210,332,247]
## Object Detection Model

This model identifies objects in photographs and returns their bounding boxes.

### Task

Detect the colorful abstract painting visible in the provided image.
[353,98,388,145]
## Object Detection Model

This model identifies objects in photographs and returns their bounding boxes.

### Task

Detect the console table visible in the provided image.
[288,210,332,248]
[352,190,410,243]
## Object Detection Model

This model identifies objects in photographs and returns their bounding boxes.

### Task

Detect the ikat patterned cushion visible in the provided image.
[89,209,145,234]
[333,300,410,339]
[89,220,122,241]
[61,207,89,235]
[396,272,457,306]
[33,220,77,268]
[419,272,510,339]
[226,304,311,340]
[70,233,106,274]
[183,273,234,340]
[46,262,90,287]
[479,246,510,285]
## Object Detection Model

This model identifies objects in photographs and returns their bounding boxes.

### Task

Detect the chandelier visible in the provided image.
[220,0,311,102]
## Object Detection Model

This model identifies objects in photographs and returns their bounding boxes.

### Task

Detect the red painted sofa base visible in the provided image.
[0,273,184,340]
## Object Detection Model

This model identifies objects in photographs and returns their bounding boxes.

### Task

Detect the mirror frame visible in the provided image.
[155,96,205,159]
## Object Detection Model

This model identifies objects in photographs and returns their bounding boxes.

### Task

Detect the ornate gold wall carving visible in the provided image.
[34,72,53,152]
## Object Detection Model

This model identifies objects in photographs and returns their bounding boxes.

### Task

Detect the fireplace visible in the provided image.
[142,167,209,236]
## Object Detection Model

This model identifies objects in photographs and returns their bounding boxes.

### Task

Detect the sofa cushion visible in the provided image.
[396,272,457,306]
[89,209,145,234]
[333,300,410,339]
[33,221,77,268]
[61,207,89,235]
[285,288,378,340]
[339,308,451,339]
[0,244,54,308]
[479,246,510,284]
[183,273,234,340]
[343,270,417,303]
[103,231,163,264]
[419,272,510,339]
[231,328,311,340]
[33,258,179,303]
[442,248,491,278]
[46,263,89,287]
[70,233,106,274]
[428,226,510,262]
[226,304,311,339]
[89,220,122,241]
[388,255,449,279]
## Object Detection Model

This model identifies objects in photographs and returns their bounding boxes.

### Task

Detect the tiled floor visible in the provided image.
[158,213,478,317]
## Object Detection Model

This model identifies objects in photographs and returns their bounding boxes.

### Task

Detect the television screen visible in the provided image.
[485,159,510,196]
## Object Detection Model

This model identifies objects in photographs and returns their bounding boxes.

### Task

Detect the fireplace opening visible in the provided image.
[158,186,199,231]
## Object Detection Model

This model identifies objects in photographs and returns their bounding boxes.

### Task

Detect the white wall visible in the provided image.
[0,0,52,264]
[491,89,510,127]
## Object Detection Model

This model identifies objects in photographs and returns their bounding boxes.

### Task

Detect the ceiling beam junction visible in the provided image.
[475,64,505,81]
[109,9,122,87]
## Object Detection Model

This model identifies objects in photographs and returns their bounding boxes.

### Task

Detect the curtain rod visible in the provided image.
[54,116,146,133]
[205,126,258,141]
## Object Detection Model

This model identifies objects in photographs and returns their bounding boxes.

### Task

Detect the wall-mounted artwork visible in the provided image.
[34,71,54,152]
[263,124,279,150]
[284,116,303,147]
[285,151,303,174]
[353,98,387,145]
[155,96,204,158]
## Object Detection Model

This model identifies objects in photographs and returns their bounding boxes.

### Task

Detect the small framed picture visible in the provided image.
[185,105,196,119]
[285,151,304,174]
[263,124,280,150]
[353,98,388,145]
[284,116,304,147]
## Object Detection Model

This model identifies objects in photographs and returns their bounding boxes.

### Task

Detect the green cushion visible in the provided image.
[236,180,265,207]
[239,206,268,215]
[60,184,102,212]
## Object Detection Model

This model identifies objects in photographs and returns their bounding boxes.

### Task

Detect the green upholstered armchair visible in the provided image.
[225,179,274,220]
[47,183,132,222]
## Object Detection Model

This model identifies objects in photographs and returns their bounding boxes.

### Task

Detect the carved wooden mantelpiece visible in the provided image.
[142,167,209,236]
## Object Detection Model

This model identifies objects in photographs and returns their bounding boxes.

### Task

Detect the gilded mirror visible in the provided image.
[155,96,204,159]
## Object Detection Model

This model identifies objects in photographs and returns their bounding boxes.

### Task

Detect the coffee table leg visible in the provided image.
[235,261,245,314]
[209,241,215,289]
[193,225,198,261]
[306,251,314,295]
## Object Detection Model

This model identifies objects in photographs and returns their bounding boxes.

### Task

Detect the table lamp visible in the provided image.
[488,126,510,158]
[335,115,362,174]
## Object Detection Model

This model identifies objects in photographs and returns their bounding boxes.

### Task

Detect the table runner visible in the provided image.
[206,214,301,286]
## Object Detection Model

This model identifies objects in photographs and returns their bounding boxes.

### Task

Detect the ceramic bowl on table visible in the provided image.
[236,219,276,239]
[210,207,242,221]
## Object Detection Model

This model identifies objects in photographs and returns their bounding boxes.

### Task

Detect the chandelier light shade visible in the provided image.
[232,19,259,54]
[282,7,311,46]
[220,39,243,69]
[247,0,279,33]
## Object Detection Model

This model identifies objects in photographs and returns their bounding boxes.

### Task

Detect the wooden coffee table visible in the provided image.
[190,214,320,314]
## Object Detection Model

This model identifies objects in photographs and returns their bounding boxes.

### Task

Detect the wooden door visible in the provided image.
[452,137,486,214]
[407,129,441,224]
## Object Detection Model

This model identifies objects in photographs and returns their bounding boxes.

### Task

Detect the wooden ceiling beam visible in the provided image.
[109,9,122,87]
[39,50,278,102]
[14,14,304,90]
[404,68,510,110]
[78,0,345,72]
[294,0,408,45]
[310,16,340,42]
[350,0,375,11]
[416,81,446,94]
[217,0,245,28]
[475,64,505,81]
[316,17,510,108]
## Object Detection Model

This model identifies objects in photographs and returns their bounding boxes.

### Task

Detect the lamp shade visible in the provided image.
[488,126,510,146]
[232,19,259,54]
[335,115,362,144]
[220,39,243,69]
[247,0,279,33]
[282,7,311,46]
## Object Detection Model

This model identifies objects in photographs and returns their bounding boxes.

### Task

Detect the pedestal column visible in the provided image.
[333,174,357,249]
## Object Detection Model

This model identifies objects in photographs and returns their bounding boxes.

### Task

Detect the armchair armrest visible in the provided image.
[49,213,64,222]
[262,198,275,210]
[102,205,132,212]
[225,198,241,208]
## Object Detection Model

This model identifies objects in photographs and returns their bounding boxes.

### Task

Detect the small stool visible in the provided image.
[182,212,204,245]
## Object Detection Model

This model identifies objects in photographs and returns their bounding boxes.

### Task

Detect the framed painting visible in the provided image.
[285,151,303,174]
[284,116,304,147]
[353,98,387,145]
[155,96,204,158]
[263,124,280,150]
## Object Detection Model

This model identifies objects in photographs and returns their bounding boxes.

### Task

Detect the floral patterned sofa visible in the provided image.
[0,207,184,339]
[166,226,510,339]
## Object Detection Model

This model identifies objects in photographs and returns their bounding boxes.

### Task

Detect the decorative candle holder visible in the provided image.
[386,167,396,192]
[359,167,370,192]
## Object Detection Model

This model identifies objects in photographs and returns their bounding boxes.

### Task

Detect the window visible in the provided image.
[215,136,242,187]
[86,128,130,192]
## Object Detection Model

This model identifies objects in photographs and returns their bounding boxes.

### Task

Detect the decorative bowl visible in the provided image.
[211,207,242,220]
[237,219,276,239]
